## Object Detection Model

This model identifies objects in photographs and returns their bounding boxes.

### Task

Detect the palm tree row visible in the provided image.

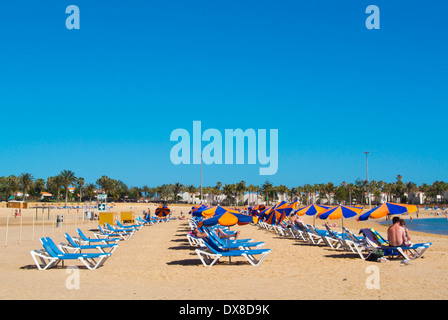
[1,172,448,206]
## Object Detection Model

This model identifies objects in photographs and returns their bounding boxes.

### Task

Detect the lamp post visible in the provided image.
[200,154,203,204]
[364,152,371,208]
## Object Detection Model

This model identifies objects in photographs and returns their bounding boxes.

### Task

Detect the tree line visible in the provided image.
[1,171,447,206]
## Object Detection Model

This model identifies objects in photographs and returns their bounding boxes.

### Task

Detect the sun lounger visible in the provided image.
[353,228,432,261]
[136,216,154,226]
[187,231,206,247]
[30,237,111,270]
[307,225,341,249]
[293,223,323,245]
[95,225,133,241]
[116,220,143,231]
[75,228,120,245]
[105,223,136,236]
[195,237,271,267]
[60,233,118,254]
[204,228,265,250]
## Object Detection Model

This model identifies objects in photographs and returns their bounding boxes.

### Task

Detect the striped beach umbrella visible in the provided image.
[265,209,287,225]
[318,205,364,235]
[287,199,299,210]
[189,204,209,217]
[357,202,418,221]
[295,204,332,216]
[197,211,255,263]
[201,205,239,218]
[155,205,170,218]
[318,205,363,220]
[294,204,332,226]
[252,204,266,211]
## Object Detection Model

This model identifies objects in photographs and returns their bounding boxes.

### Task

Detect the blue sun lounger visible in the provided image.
[95,225,133,241]
[136,216,159,225]
[105,223,136,236]
[203,228,265,250]
[76,228,120,245]
[116,220,143,231]
[60,233,118,254]
[30,237,111,270]
[354,228,432,261]
[195,237,271,267]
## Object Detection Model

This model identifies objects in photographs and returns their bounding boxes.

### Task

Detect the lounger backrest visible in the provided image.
[202,237,222,254]
[64,233,79,247]
[105,223,114,230]
[370,228,389,245]
[77,228,88,241]
[42,238,63,257]
[41,238,57,257]
[98,225,107,234]
[359,229,380,247]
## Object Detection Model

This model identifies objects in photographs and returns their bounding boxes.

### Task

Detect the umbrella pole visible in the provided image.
[228,226,231,264]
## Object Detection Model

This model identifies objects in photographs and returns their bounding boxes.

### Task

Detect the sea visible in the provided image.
[381,217,448,235]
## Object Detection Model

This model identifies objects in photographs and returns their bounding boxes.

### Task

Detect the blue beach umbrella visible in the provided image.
[198,211,255,263]
[294,204,332,226]
[318,205,363,235]
[357,202,418,221]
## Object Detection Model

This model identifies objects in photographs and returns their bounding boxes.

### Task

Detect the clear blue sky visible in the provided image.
[0,0,447,188]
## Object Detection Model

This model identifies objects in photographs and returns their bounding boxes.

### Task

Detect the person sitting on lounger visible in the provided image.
[387,216,407,247]
[192,228,240,239]
[400,218,412,246]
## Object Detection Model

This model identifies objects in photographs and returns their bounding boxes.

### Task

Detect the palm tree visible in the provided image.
[49,175,64,202]
[85,183,96,202]
[236,181,246,206]
[60,170,77,206]
[18,173,34,201]
[142,185,150,199]
[260,181,273,206]
[222,184,235,206]
[6,175,18,200]
[172,182,184,202]
[77,177,85,202]
[186,185,197,203]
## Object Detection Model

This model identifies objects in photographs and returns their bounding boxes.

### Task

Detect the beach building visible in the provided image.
[407,191,425,205]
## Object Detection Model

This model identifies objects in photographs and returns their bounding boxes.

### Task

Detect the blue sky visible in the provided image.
[0,0,447,188]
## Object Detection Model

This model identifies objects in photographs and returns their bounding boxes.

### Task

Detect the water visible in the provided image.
[381,217,448,235]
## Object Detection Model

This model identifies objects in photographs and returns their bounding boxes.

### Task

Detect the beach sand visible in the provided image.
[0,203,447,300]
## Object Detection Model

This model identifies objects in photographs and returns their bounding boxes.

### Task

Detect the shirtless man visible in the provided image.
[387,216,407,247]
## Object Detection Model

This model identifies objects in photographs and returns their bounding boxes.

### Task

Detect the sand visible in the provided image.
[0,203,447,300]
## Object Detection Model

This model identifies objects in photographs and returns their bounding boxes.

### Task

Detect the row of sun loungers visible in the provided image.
[29,218,159,270]
[187,218,271,267]
[258,219,432,262]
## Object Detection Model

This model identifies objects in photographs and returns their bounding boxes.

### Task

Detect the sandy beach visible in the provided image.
[0,203,447,300]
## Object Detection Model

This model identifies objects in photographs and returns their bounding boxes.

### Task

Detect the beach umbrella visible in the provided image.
[197,211,255,263]
[295,204,332,216]
[189,204,209,217]
[270,201,294,215]
[318,205,363,220]
[155,205,170,218]
[295,204,332,226]
[318,205,364,234]
[357,202,418,221]
[201,205,239,218]
[287,199,299,210]
[252,204,266,211]
[265,209,287,225]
